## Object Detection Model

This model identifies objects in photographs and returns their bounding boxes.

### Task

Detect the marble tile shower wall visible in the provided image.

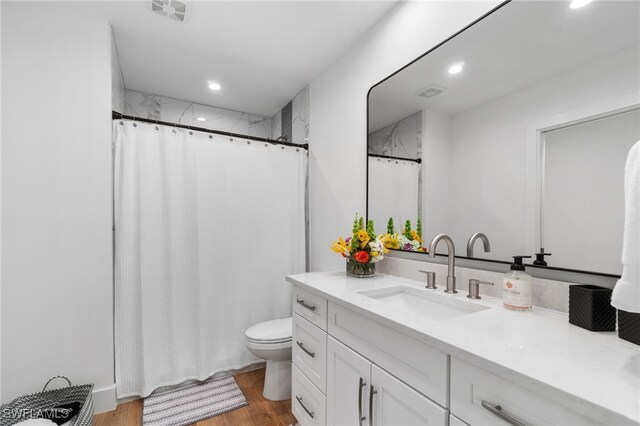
[124,89,273,139]
[270,84,309,144]
[291,85,310,144]
[123,85,310,143]
[369,111,422,159]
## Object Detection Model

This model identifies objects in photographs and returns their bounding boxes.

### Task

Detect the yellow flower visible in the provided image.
[371,251,380,258]
[331,237,350,255]
[357,230,370,249]
[410,230,422,243]
[377,233,391,254]
[384,234,401,250]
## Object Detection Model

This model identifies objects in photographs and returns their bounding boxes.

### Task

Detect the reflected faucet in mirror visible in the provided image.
[466,232,491,258]
[366,0,639,277]
[428,234,457,294]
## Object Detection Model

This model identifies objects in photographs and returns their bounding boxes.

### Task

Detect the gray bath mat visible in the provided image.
[142,375,248,426]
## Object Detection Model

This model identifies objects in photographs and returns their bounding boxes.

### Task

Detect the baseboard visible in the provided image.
[93,384,117,414]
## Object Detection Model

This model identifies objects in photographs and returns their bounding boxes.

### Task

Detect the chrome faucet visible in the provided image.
[466,232,491,258]
[428,234,457,294]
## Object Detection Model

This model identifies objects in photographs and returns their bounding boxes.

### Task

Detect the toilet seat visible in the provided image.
[245,338,291,352]
[245,317,292,344]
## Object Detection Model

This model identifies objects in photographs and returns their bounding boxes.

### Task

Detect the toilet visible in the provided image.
[245,317,292,401]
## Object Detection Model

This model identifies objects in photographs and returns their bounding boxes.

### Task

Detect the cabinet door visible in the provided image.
[370,365,447,426]
[327,336,371,426]
[449,414,470,426]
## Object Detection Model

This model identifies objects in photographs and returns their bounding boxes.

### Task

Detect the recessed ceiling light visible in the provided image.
[208,82,221,91]
[196,117,206,122]
[448,62,464,75]
[570,0,592,9]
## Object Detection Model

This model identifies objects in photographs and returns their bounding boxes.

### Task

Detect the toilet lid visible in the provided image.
[245,317,292,343]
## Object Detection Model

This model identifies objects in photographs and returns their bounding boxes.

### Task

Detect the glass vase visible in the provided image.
[346,257,376,278]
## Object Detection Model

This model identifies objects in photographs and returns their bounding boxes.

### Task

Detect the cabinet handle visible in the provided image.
[296,395,315,419]
[296,297,316,311]
[358,377,366,426]
[481,400,527,426]
[369,385,377,426]
[296,341,315,358]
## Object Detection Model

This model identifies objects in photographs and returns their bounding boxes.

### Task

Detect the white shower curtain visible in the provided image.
[368,157,421,233]
[114,120,306,398]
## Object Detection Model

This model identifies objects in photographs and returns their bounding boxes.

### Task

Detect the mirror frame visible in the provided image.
[365,0,622,281]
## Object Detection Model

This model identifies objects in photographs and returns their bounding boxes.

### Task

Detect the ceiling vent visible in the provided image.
[151,0,187,22]
[415,84,447,98]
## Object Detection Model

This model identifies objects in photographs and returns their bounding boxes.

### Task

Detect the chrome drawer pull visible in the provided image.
[296,395,315,418]
[481,400,527,426]
[296,297,316,311]
[369,385,377,426]
[358,377,366,426]
[296,341,315,358]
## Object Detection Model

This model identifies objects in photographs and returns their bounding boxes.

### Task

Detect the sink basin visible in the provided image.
[358,285,490,321]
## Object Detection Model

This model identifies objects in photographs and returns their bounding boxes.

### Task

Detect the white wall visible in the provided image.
[0,0,3,407]
[111,27,126,114]
[1,2,115,412]
[308,1,501,271]
[422,110,452,245]
[543,109,639,274]
[446,48,639,263]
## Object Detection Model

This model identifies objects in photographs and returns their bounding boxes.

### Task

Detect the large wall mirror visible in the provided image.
[367,0,640,277]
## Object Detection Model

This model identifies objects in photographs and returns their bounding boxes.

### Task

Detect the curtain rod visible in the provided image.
[368,153,421,164]
[112,111,309,150]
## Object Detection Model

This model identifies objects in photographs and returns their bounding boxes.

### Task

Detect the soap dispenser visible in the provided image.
[503,255,533,311]
[533,248,551,266]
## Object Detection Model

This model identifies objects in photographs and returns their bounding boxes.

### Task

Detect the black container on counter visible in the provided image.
[569,285,616,332]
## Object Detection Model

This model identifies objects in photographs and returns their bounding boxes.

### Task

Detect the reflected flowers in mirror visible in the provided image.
[386,217,426,253]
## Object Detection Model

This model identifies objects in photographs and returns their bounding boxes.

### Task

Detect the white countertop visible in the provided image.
[287,271,640,425]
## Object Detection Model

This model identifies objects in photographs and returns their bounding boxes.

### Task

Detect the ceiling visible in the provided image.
[64,0,397,117]
[369,0,640,132]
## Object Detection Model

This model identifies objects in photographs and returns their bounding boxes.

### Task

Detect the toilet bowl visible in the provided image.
[245,317,292,401]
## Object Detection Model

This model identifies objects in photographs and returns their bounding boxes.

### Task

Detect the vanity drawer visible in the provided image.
[293,287,328,331]
[292,363,327,426]
[450,357,599,426]
[327,302,448,407]
[293,313,327,393]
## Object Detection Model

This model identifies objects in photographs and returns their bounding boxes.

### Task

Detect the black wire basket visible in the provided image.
[0,376,93,426]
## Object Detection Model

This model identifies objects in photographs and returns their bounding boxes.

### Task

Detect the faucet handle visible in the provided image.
[418,270,437,289]
[467,279,494,299]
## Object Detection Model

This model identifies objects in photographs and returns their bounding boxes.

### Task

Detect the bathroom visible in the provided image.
[1,0,639,425]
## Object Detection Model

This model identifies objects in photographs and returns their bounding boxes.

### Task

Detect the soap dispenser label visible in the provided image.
[503,278,531,309]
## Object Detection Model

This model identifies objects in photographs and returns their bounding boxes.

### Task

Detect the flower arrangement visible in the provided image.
[386,217,426,253]
[331,214,390,277]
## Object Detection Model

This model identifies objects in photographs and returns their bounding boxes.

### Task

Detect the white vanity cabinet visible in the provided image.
[449,357,601,426]
[292,289,449,426]
[292,291,328,426]
[327,336,447,426]
[289,275,637,426]
[326,335,370,425]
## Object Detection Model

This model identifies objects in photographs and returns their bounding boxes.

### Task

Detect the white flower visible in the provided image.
[398,234,421,251]
[368,241,384,263]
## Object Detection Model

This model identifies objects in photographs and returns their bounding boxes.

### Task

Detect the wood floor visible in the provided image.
[93,368,297,426]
